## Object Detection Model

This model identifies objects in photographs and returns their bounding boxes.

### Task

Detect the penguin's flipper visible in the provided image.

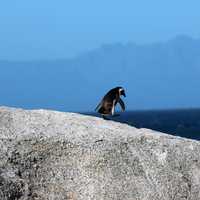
[118,98,125,111]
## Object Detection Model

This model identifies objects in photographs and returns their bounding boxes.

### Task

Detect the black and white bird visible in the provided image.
[95,87,126,119]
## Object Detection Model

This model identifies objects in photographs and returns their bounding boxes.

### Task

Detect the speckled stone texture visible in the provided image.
[0,107,200,200]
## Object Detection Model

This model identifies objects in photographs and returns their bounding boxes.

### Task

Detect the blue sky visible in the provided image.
[0,0,200,60]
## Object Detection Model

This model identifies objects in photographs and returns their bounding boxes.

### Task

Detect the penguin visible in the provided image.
[95,87,126,119]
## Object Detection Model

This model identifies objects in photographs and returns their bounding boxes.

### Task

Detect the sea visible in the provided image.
[85,109,200,140]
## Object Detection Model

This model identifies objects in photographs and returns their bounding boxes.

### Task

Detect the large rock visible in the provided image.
[0,107,200,200]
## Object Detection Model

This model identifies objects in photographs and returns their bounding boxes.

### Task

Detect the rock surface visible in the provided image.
[0,107,200,200]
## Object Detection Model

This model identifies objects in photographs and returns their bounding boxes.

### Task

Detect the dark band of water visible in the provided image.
[85,109,200,140]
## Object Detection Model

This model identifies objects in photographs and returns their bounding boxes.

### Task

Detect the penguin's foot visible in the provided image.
[112,114,120,117]
[102,115,111,120]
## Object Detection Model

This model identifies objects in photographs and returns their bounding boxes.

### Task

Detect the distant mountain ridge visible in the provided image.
[1,35,200,111]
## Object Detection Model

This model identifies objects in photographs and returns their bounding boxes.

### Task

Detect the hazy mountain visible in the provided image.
[1,35,200,111]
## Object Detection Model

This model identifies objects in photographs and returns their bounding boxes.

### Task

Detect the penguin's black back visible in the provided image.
[103,87,121,101]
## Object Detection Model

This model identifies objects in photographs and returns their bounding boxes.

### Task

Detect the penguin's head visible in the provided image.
[119,87,126,97]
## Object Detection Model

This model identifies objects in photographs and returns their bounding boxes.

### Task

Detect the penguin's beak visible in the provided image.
[121,90,126,97]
